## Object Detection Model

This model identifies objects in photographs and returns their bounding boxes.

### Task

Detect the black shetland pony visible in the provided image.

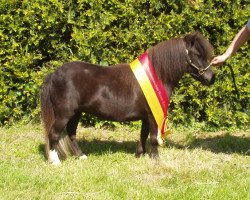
[41,32,215,165]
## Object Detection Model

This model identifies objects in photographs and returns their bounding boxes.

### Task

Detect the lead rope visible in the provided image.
[228,64,250,117]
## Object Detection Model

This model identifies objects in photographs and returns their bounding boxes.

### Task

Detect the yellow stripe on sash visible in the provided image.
[130,59,164,130]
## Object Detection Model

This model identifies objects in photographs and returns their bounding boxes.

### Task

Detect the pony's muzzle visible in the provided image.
[205,73,216,86]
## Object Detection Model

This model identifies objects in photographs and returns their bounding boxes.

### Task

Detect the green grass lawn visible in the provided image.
[0,124,249,200]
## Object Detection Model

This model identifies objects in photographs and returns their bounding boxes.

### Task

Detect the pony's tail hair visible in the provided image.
[41,74,55,159]
[57,132,76,159]
[41,74,76,160]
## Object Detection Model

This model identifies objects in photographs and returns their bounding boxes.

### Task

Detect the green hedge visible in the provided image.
[0,0,249,128]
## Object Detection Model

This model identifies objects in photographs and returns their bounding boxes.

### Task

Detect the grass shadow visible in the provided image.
[38,132,250,158]
[38,139,138,158]
[166,133,250,155]
[78,139,137,156]
[38,144,45,155]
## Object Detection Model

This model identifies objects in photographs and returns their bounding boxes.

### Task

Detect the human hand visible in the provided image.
[211,54,229,66]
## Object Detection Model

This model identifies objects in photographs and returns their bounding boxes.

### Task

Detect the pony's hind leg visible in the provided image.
[48,117,69,165]
[66,113,87,160]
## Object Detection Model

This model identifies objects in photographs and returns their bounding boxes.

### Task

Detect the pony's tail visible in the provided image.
[41,74,76,161]
[41,74,55,159]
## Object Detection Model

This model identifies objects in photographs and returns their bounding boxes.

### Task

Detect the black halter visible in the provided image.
[185,49,211,76]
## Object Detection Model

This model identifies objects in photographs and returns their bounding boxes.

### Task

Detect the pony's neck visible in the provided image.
[148,38,188,90]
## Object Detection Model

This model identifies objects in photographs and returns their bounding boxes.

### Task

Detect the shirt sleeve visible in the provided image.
[247,18,250,31]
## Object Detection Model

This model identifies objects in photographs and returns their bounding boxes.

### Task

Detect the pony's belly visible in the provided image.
[79,101,142,122]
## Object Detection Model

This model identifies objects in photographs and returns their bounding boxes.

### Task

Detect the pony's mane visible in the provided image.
[149,32,213,85]
[149,38,187,84]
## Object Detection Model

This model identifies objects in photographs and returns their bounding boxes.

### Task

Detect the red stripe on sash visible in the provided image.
[138,52,169,134]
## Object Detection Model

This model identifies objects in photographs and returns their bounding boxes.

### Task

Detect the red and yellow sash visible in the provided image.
[130,52,170,145]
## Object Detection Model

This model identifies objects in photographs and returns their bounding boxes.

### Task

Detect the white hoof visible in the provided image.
[79,154,88,160]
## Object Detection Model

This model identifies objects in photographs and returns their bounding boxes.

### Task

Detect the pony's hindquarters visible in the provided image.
[41,73,80,165]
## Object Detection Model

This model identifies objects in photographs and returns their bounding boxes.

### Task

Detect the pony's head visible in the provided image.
[149,32,215,87]
[183,32,215,86]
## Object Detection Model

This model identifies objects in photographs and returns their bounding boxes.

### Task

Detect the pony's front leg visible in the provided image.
[149,118,159,159]
[136,120,149,157]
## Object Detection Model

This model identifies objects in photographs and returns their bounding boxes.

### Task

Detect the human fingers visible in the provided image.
[211,56,225,66]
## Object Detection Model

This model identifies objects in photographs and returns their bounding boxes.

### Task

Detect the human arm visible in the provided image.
[212,24,250,65]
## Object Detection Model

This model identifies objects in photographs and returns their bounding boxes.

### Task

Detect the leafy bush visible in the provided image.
[0,0,249,128]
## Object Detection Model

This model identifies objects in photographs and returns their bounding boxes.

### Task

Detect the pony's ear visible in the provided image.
[183,32,200,48]
[183,32,214,60]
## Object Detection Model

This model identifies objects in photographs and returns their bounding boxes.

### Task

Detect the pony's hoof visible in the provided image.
[50,160,61,166]
[79,154,88,160]
[135,153,141,158]
[150,153,159,160]
[135,151,146,158]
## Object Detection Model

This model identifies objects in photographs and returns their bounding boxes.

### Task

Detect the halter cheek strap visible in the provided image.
[185,49,211,75]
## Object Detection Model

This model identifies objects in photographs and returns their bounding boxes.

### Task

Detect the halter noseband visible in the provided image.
[185,49,211,76]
